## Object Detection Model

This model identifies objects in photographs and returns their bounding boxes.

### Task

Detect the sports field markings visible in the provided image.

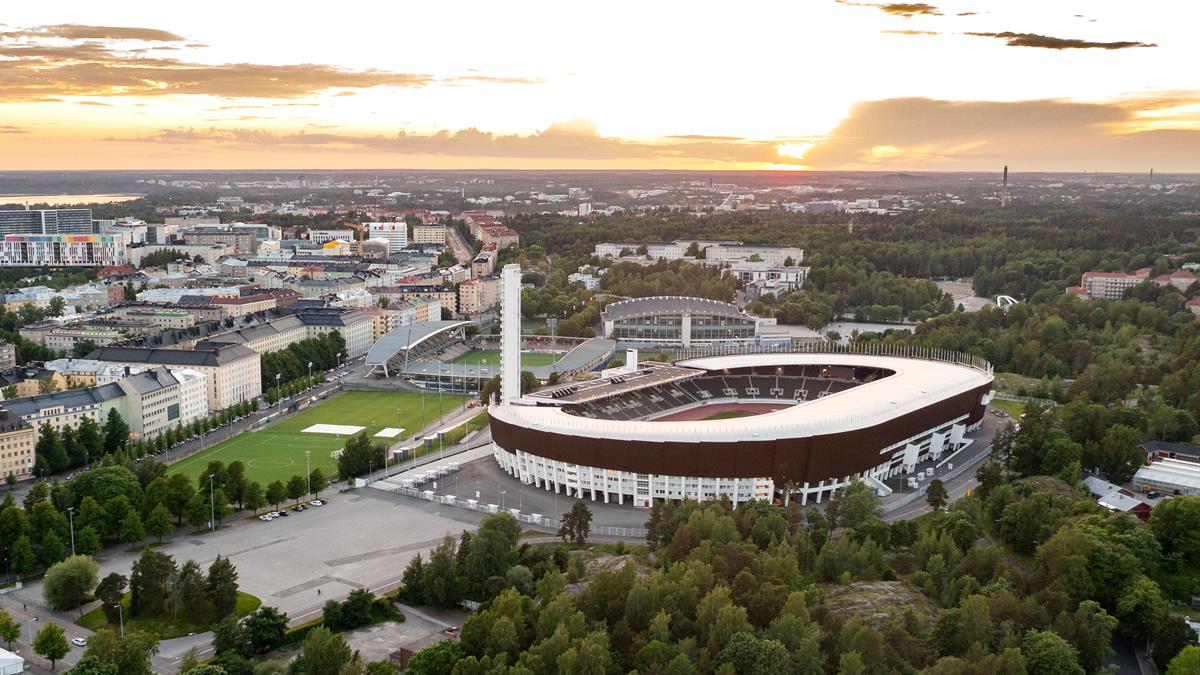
[302,424,366,435]
[246,457,296,469]
[375,428,404,438]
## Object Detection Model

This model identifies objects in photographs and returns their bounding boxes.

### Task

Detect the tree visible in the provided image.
[225,461,247,509]
[287,475,307,506]
[1096,424,1144,484]
[67,656,119,675]
[35,423,69,475]
[75,416,102,465]
[1023,629,1084,675]
[1150,496,1200,566]
[0,608,20,650]
[335,432,385,480]
[290,626,353,675]
[243,606,289,654]
[145,504,173,543]
[11,534,36,574]
[43,555,99,615]
[309,469,326,498]
[244,481,265,515]
[207,555,240,620]
[926,479,948,511]
[1117,576,1168,648]
[94,572,127,625]
[81,629,159,675]
[405,639,464,675]
[212,614,248,657]
[266,480,286,510]
[175,559,212,625]
[102,409,130,456]
[33,621,70,671]
[129,549,175,617]
[1168,647,1200,675]
[559,501,593,546]
[1152,615,1200,671]
[120,511,145,548]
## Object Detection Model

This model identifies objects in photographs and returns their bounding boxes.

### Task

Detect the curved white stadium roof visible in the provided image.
[489,353,992,443]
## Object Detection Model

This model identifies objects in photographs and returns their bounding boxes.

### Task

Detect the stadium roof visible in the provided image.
[490,353,992,443]
[601,296,748,323]
[366,320,471,367]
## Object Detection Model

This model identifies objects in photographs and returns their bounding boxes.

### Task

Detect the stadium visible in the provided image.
[489,345,994,508]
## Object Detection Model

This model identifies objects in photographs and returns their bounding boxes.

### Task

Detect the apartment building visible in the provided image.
[0,412,35,480]
[211,293,278,318]
[116,367,208,440]
[472,244,498,277]
[88,343,261,411]
[458,276,498,315]
[370,285,458,314]
[412,224,447,245]
[0,234,128,267]
[1067,268,1152,300]
[0,341,15,370]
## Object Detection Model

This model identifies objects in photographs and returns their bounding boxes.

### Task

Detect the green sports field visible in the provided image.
[450,349,558,367]
[168,391,468,486]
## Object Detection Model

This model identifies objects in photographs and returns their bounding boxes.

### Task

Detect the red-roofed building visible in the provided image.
[1070,268,1151,300]
[97,264,136,279]
[1154,269,1199,292]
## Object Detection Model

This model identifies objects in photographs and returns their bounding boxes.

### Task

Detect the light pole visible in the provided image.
[66,506,75,556]
[500,490,506,511]
[305,450,311,494]
[117,603,124,637]
[208,473,216,530]
[307,361,313,388]
[275,373,282,405]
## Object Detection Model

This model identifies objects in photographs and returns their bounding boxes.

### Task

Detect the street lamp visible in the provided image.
[275,373,282,405]
[117,603,124,637]
[208,473,216,530]
[307,361,313,388]
[305,450,311,494]
[66,506,75,556]
[500,489,507,510]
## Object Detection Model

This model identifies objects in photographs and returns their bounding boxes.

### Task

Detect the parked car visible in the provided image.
[71,637,87,647]
[441,626,460,637]
[259,515,273,521]
[1147,491,1161,499]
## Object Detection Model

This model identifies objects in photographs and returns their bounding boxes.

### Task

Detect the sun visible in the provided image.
[776,142,814,160]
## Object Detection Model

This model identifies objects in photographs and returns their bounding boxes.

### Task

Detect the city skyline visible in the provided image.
[2,0,1198,171]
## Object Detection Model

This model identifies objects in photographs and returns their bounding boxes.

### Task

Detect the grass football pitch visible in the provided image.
[450,349,558,367]
[168,391,468,486]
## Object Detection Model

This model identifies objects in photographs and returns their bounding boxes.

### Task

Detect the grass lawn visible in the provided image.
[702,410,755,421]
[168,391,466,486]
[78,591,261,639]
[990,399,1026,419]
[451,349,558,367]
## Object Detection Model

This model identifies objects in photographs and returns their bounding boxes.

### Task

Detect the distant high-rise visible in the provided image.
[1000,166,1009,208]
[0,208,93,235]
[500,264,522,405]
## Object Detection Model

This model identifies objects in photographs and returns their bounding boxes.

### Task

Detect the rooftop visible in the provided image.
[601,296,748,322]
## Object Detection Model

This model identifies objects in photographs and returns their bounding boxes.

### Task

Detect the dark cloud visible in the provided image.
[836,1,941,16]
[108,118,799,165]
[964,31,1155,50]
[0,23,539,100]
[800,96,1200,170]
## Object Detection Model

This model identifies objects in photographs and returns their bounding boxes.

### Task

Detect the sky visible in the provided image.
[1,0,1198,171]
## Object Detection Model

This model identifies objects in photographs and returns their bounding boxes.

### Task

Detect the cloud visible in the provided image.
[0,24,187,41]
[0,23,539,100]
[75,101,113,106]
[0,125,25,134]
[964,31,1155,50]
[836,1,941,17]
[106,117,799,166]
[882,29,941,36]
[799,96,1200,170]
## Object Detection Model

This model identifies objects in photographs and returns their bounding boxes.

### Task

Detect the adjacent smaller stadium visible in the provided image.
[489,345,994,507]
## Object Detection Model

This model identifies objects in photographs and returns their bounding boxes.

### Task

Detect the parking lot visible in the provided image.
[19,487,477,634]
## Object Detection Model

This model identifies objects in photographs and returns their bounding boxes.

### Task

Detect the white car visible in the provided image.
[310,500,323,506]
[259,515,273,521]
[71,637,87,647]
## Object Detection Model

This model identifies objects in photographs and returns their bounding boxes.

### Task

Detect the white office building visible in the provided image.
[367,222,408,255]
